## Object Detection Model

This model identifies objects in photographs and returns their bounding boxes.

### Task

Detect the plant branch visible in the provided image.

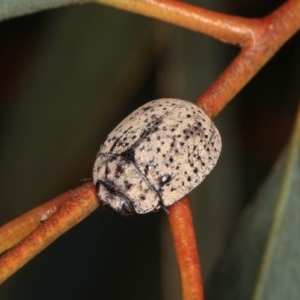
[0,182,99,284]
[168,196,204,300]
[197,0,300,118]
[0,189,71,255]
[0,0,255,46]
[93,0,300,119]
[95,0,256,46]
[1,1,300,297]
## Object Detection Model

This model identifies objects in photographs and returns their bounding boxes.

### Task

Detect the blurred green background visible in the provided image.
[0,0,299,299]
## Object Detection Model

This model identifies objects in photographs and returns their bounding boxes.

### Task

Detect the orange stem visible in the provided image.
[0,190,70,255]
[1,0,300,296]
[0,182,99,284]
[197,0,300,118]
[95,0,255,45]
[168,196,204,300]
[95,0,300,119]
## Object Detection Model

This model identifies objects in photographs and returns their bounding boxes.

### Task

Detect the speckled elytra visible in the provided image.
[93,98,222,215]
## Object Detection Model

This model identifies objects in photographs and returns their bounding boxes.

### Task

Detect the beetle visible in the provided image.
[93,98,221,215]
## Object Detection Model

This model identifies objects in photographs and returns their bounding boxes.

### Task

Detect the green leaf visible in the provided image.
[0,0,86,21]
[207,103,300,300]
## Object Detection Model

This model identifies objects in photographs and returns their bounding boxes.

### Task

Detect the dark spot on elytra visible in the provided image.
[105,165,110,176]
[114,164,124,178]
[144,164,150,175]
[187,176,192,182]
[121,147,135,162]
[124,180,132,190]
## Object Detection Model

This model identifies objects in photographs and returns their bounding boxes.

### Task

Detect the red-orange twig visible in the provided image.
[0,182,99,284]
[0,190,70,255]
[168,196,204,300]
[95,0,255,45]
[1,0,300,297]
[97,1,299,120]
[197,0,300,118]
[95,0,300,119]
